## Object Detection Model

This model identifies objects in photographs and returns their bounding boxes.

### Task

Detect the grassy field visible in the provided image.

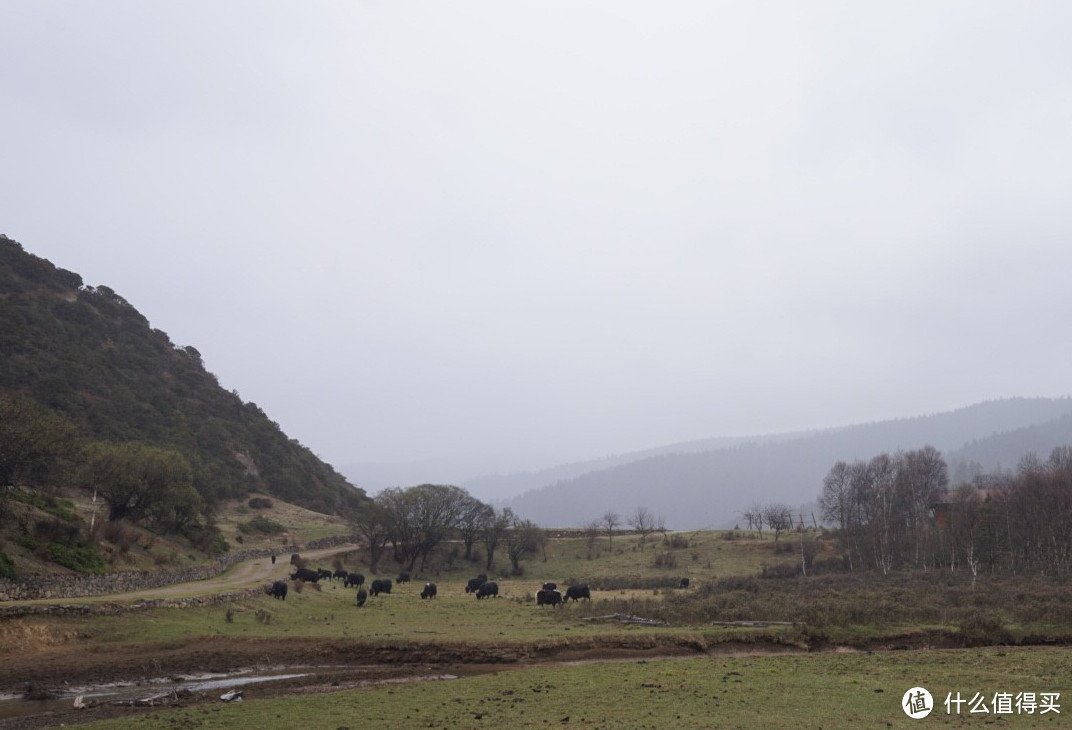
[6,529,1072,728]
[14,528,1072,649]
[76,646,1072,729]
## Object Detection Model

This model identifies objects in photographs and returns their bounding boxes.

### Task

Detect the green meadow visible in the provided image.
[78,647,1071,729]
[7,530,1072,728]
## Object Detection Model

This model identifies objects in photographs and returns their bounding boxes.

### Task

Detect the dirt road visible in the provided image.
[0,545,356,607]
[105,545,355,602]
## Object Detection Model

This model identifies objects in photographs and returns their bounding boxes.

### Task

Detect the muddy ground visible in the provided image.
[0,633,754,730]
[0,618,1013,730]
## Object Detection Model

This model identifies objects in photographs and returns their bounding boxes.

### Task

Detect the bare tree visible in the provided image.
[627,506,659,546]
[895,446,948,569]
[743,503,764,536]
[481,507,513,572]
[349,502,391,574]
[504,516,545,575]
[763,503,793,542]
[820,461,855,569]
[582,519,602,559]
[369,484,474,572]
[602,511,621,550]
[456,493,494,562]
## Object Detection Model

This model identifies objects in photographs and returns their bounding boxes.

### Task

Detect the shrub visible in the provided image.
[664,533,690,549]
[99,520,137,553]
[760,562,801,579]
[238,515,286,535]
[34,519,80,547]
[207,534,230,555]
[187,526,230,556]
[956,610,1012,647]
[0,551,18,580]
[570,575,681,591]
[47,543,107,574]
[247,497,274,509]
[653,551,679,569]
[810,555,850,574]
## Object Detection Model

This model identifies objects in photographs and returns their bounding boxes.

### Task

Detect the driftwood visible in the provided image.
[580,613,668,626]
[710,620,797,627]
[113,691,177,707]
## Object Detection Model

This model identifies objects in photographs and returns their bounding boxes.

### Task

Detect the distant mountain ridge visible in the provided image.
[500,398,1072,529]
[458,432,809,504]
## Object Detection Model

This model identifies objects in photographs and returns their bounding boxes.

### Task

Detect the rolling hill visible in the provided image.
[0,234,367,516]
[501,398,1072,529]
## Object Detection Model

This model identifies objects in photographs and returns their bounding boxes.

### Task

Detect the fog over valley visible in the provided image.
[4,2,1071,516]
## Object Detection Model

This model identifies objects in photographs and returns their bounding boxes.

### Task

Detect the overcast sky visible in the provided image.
[3,2,1071,488]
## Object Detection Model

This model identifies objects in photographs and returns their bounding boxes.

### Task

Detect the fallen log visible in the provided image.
[113,691,176,707]
[580,613,668,626]
[710,620,798,627]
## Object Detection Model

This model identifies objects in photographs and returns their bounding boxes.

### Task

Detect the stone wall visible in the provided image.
[0,587,266,618]
[0,534,357,602]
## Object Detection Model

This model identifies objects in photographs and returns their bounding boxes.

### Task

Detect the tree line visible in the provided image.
[348,484,545,576]
[819,443,1072,576]
[1,393,211,537]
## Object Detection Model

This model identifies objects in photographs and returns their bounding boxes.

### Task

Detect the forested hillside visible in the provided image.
[505,398,1072,529]
[0,235,367,518]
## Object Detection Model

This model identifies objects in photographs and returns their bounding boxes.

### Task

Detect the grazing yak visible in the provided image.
[397,572,411,584]
[420,582,437,599]
[355,588,368,607]
[475,581,499,599]
[290,567,320,583]
[564,584,591,602]
[465,574,488,594]
[333,569,349,582]
[317,568,333,581]
[541,582,557,591]
[369,578,393,596]
[344,573,365,588]
[266,580,288,600]
[679,577,690,589]
[536,588,562,608]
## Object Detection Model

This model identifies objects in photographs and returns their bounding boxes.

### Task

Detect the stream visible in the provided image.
[0,668,312,720]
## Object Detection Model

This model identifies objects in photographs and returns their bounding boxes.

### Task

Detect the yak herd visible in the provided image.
[266,566,594,609]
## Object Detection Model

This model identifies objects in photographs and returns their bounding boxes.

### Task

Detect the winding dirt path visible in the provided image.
[111,545,355,601]
[0,545,356,607]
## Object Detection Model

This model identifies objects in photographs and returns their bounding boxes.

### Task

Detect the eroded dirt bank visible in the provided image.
[0,633,809,730]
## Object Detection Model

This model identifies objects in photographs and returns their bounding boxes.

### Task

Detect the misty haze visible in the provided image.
[3,4,1072,726]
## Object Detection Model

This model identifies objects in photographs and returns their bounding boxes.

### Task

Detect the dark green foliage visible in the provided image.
[81,441,196,524]
[0,235,369,518]
[207,533,230,556]
[46,543,107,574]
[8,489,79,523]
[0,395,80,502]
[0,551,18,580]
[247,497,273,509]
